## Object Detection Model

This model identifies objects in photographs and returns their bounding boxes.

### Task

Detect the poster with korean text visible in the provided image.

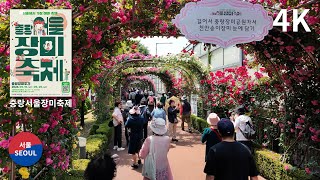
[10,9,72,97]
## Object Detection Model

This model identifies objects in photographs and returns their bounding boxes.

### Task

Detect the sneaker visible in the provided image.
[174,139,179,142]
[117,147,125,151]
[131,164,139,169]
[113,146,118,150]
[138,159,142,165]
[182,128,185,131]
[188,129,192,133]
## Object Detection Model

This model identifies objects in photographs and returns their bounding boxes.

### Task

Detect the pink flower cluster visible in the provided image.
[309,127,320,142]
[87,27,103,43]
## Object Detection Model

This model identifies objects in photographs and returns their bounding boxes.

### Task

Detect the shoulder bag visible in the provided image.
[142,136,156,180]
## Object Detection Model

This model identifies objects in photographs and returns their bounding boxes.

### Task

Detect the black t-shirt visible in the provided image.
[204,141,259,180]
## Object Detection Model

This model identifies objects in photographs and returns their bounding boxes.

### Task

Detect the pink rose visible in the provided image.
[305,167,311,174]
[0,139,10,149]
[2,166,10,173]
[284,165,290,171]
[79,5,85,12]
[297,118,304,124]
[5,65,10,72]
[46,158,53,165]
[304,46,315,53]
[311,100,318,106]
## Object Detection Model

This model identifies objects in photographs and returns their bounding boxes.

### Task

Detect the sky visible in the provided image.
[134,37,190,56]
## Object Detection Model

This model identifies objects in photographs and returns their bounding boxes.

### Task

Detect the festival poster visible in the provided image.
[10,9,72,97]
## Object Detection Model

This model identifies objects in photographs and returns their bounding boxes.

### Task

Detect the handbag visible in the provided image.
[142,136,156,180]
[108,120,114,127]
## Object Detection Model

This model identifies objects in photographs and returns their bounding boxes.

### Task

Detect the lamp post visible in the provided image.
[155,42,172,94]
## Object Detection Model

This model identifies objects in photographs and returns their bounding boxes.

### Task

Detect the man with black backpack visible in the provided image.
[234,105,256,153]
[139,99,151,140]
[181,95,192,133]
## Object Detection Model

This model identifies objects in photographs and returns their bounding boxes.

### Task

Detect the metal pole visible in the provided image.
[10,124,16,180]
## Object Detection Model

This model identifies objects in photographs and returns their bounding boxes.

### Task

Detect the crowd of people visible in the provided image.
[85,90,260,180]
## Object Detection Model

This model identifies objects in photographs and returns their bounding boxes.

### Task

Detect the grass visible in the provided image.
[77,110,97,138]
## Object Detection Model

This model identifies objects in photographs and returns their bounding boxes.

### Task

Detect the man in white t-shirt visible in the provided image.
[112,101,125,151]
[234,105,253,152]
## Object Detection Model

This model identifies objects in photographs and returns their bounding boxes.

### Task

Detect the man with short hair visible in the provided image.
[204,119,259,180]
[181,95,192,132]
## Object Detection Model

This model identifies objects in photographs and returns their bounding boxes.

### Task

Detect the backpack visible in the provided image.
[140,106,148,123]
[239,121,256,140]
[182,101,191,113]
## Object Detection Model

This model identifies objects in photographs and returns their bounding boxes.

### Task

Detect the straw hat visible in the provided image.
[150,118,167,135]
[207,113,220,126]
[129,107,140,115]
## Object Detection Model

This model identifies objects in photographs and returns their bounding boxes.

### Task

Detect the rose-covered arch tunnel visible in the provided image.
[94,54,210,122]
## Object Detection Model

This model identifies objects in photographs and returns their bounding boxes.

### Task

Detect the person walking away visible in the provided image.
[147,92,156,113]
[204,119,259,180]
[201,113,221,161]
[135,90,143,106]
[123,100,133,146]
[125,106,145,169]
[181,95,192,133]
[168,100,179,142]
[139,99,151,140]
[130,90,136,105]
[234,105,254,152]
[112,101,125,151]
[160,93,166,107]
[140,118,173,180]
[151,103,166,124]
[84,153,120,180]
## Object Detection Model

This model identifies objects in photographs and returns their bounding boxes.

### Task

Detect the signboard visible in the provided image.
[191,94,198,116]
[172,0,273,48]
[9,132,43,166]
[10,9,72,97]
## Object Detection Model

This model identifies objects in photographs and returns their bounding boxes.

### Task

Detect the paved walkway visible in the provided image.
[113,123,266,180]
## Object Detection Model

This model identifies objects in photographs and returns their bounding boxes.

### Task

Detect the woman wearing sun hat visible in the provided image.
[125,106,145,169]
[139,118,173,180]
[201,113,222,161]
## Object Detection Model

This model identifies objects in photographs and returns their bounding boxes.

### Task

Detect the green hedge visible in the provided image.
[89,124,100,135]
[255,149,313,180]
[62,114,113,179]
[86,119,113,158]
[86,134,107,158]
[191,114,209,132]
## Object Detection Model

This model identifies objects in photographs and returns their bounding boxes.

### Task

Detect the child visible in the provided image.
[201,113,221,161]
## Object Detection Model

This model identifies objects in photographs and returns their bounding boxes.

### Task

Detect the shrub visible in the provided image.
[255,149,313,180]
[60,159,90,180]
[191,115,209,132]
[89,124,100,135]
[86,134,107,158]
